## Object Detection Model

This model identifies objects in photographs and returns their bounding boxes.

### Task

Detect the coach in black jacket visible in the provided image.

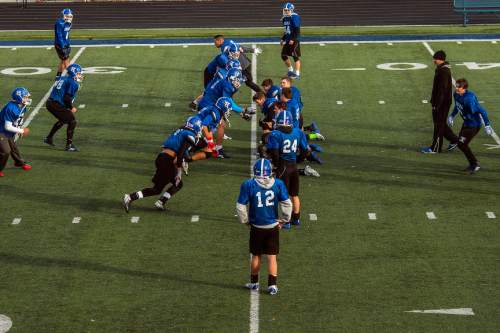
[422,50,458,153]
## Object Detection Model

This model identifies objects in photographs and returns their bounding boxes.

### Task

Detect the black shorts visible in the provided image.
[281,41,301,58]
[152,153,177,189]
[277,161,299,196]
[204,67,214,88]
[55,44,71,60]
[46,99,75,124]
[250,225,279,255]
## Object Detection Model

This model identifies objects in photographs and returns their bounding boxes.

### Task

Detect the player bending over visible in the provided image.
[237,158,292,295]
[123,117,203,212]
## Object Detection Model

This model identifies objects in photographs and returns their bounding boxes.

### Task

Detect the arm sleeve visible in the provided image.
[229,99,243,113]
[237,182,250,205]
[240,45,254,53]
[450,96,459,118]
[436,70,451,108]
[290,16,301,40]
[55,23,65,47]
[4,121,24,134]
[236,203,249,224]
[279,199,292,222]
[469,99,491,126]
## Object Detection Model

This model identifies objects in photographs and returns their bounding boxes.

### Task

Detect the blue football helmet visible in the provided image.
[215,97,233,120]
[185,116,202,139]
[11,87,32,106]
[227,68,243,89]
[253,158,273,178]
[283,2,294,16]
[226,59,242,71]
[62,8,73,23]
[67,63,83,82]
[275,110,293,128]
[224,42,240,60]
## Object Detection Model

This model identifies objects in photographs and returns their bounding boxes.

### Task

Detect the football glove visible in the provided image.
[254,47,262,55]
[447,116,454,127]
[241,112,252,121]
[485,125,493,136]
[206,136,215,150]
[245,106,256,115]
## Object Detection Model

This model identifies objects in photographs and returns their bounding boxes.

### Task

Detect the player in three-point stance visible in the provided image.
[447,78,493,174]
[281,2,301,79]
[54,8,73,80]
[123,117,203,212]
[237,158,292,295]
[0,88,32,177]
[44,63,83,152]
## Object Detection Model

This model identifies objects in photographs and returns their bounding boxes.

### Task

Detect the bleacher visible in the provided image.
[454,0,500,25]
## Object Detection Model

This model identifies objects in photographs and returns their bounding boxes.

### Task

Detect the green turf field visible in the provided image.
[0,39,499,332]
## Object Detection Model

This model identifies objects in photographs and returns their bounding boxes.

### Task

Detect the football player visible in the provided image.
[447,78,493,174]
[281,3,301,79]
[123,117,203,212]
[54,8,73,80]
[266,111,310,228]
[43,63,83,152]
[0,88,32,177]
[237,158,292,295]
[253,92,279,157]
[261,78,280,100]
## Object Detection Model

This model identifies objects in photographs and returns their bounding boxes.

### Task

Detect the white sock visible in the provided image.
[295,70,300,75]
[137,191,143,199]
[162,192,171,201]
[288,66,294,72]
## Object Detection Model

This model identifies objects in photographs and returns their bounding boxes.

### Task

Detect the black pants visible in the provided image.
[431,105,458,152]
[141,153,183,198]
[46,99,77,145]
[242,67,262,93]
[457,125,480,166]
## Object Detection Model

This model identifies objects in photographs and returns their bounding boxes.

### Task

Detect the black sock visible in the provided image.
[268,274,277,286]
[251,274,259,283]
[130,192,141,201]
[292,212,300,221]
[298,168,305,175]
[48,121,64,139]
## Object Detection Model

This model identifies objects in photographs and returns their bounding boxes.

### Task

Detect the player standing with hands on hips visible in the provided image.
[237,158,292,295]
[281,2,301,80]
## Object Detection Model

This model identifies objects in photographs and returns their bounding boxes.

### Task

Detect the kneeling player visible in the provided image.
[237,158,292,295]
[123,117,202,212]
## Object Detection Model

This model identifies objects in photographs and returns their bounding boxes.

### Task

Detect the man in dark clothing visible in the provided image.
[421,50,458,153]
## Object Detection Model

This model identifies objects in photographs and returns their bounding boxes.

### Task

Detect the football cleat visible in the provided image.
[314,133,325,141]
[420,147,436,154]
[245,282,259,291]
[290,72,300,80]
[281,222,291,230]
[287,70,295,78]
[0,171,4,177]
[216,148,230,159]
[154,200,166,211]
[304,165,320,177]
[464,164,481,174]
[223,134,232,140]
[291,219,301,226]
[43,137,55,146]
[310,121,321,133]
[122,194,131,213]
[447,143,458,151]
[267,285,279,295]
[15,163,32,171]
[65,143,79,152]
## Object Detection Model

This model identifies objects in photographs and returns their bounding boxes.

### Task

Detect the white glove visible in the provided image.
[485,125,493,136]
[447,116,454,127]
[245,106,256,115]
[254,47,262,55]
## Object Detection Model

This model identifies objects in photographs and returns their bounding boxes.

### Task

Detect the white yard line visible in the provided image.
[368,213,377,220]
[309,214,318,221]
[21,47,86,131]
[72,217,81,224]
[131,216,140,224]
[248,43,260,333]
[164,102,171,107]
[486,212,496,219]
[11,218,22,225]
[191,215,199,223]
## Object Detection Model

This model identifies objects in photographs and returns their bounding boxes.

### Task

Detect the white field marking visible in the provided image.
[249,43,260,333]
[72,217,81,224]
[11,47,16,51]
[378,100,386,104]
[46,46,51,50]
[486,212,496,219]
[164,102,171,107]
[387,42,393,46]
[191,215,199,223]
[422,99,428,104]
[457,41,463,45]
[21,47,86,132]
[0,314,13,333]
[336,100,343,105]
[183,45,188,48]
[406,308,474,316]
[368,213,377,220]
[78,104,86,109]
[122,104,128,108]
[115,46,121,48]
[11,218,22,225]
[150,45,155,48]
[331,68,366,71]
[319,43,325,46]
[426,212,437,220]
[131,216,140,224]
[492,41,498,44]
[353,43,359,46]
[309,213,318,221]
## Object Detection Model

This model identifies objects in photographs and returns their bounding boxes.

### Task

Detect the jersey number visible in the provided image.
[256,191,275,208]
[283,139,297,154]
[55,79,64,90]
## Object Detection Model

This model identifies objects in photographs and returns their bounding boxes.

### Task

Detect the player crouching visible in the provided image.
[123,117,202,212]
[237,158,292,295]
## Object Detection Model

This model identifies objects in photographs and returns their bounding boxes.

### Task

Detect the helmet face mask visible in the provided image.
[12,87,31,106]
[67,64,84,82]
[227,68,242,89]
[282,2,294,16]
[185,117,202,139]
[62,9,73,23]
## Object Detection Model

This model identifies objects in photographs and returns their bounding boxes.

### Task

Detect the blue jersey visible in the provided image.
[49,76,79,107]
[162,128,197,154]
[199,77,239,110]
[237,178,289,227]
[285,99,302,128]
[262,97,277,116]
[54,18,71,48]
[266,128,308,162]
[266,85,280,99]
[451,91,490,128]
[195,106,222,130]
[0,101,26,138]
[279,86,303,110]
[206,53,230,76]
[281,13,301,42]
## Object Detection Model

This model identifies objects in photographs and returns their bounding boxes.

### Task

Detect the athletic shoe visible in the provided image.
[287,70,295,78]
[314,132,325,141]
[464,164,481,174]
[122,194,131,213]
[309,144,323,153]
[282,222,291,230]
[182,160,189,175]
[289,72,300,80]
[65,144,79,152]
[304,165,320,177]
[310,121,321,133]
[217,148,230,159]
[420,147,436,154]
[223,134,232,140]
[15,163,32,171]
[43,137,55,146]
[0,171,4,177]
[291,219,301,226]
[245,282,259,291]
[189,101,198,112]
[309,151,323,164]
[447,143,458,151]
[267,285,279,295]
[154,200,166,211]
